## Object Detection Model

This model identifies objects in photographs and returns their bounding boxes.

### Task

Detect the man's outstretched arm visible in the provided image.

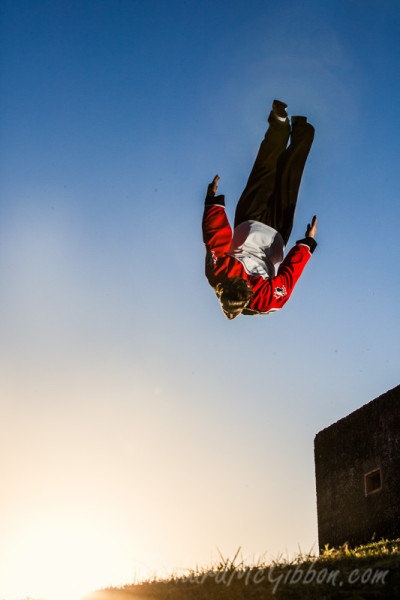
[294,214,318,252]
[202,175,233,257]
[273,214,318,298]
[249,216,318,313]
[207,174,220,198]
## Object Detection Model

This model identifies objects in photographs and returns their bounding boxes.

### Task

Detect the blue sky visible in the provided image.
[1,1,399,598]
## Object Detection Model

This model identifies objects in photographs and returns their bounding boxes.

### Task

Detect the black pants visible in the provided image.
[234,113,315,245]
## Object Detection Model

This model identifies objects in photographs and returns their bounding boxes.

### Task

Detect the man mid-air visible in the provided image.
[202,100,318,319]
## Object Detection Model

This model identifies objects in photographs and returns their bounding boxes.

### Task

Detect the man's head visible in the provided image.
[215,277,254,320]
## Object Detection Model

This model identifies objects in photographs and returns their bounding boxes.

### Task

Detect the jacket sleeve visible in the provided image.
[251,237,317,312]
[275,238,316,293]
[202,194,233,257]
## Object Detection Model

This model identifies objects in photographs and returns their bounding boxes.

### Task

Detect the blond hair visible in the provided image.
[215,277,254,311]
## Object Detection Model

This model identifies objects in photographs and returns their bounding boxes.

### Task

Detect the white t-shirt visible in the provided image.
[228,220,285,279]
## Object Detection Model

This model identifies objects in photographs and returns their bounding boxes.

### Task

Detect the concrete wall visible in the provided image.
[314,385,400,549]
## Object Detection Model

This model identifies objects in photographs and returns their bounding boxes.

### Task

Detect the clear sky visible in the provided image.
[1,1,399,599]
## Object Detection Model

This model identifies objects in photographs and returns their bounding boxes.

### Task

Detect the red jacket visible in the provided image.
[202,196,316,315]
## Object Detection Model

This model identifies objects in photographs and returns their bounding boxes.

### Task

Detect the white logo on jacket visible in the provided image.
[206,251,217,266]
[273,285,287,299]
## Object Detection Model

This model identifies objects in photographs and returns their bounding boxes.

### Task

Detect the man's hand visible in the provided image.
[207,174,220,197]
[305,215,317,239]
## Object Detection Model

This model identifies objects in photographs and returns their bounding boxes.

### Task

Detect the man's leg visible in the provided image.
[272,116,315,245]
[234,110,290,228]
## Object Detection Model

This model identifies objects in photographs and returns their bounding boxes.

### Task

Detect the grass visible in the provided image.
[84,538,400,600]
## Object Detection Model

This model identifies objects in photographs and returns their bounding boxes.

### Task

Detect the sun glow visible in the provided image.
[3,509,132,600]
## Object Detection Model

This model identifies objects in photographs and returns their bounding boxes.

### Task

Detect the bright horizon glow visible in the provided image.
[3,510,127,600]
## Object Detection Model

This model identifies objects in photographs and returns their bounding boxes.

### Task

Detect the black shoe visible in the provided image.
[272,99,288,120]
[291,116,308,127]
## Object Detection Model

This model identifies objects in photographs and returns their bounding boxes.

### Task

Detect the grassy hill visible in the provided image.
[85,539,400,600]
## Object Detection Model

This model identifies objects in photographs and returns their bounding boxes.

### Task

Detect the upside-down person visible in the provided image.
[202,100,318,320]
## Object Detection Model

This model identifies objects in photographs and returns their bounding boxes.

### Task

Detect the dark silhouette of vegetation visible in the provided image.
[84,539,400,600]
